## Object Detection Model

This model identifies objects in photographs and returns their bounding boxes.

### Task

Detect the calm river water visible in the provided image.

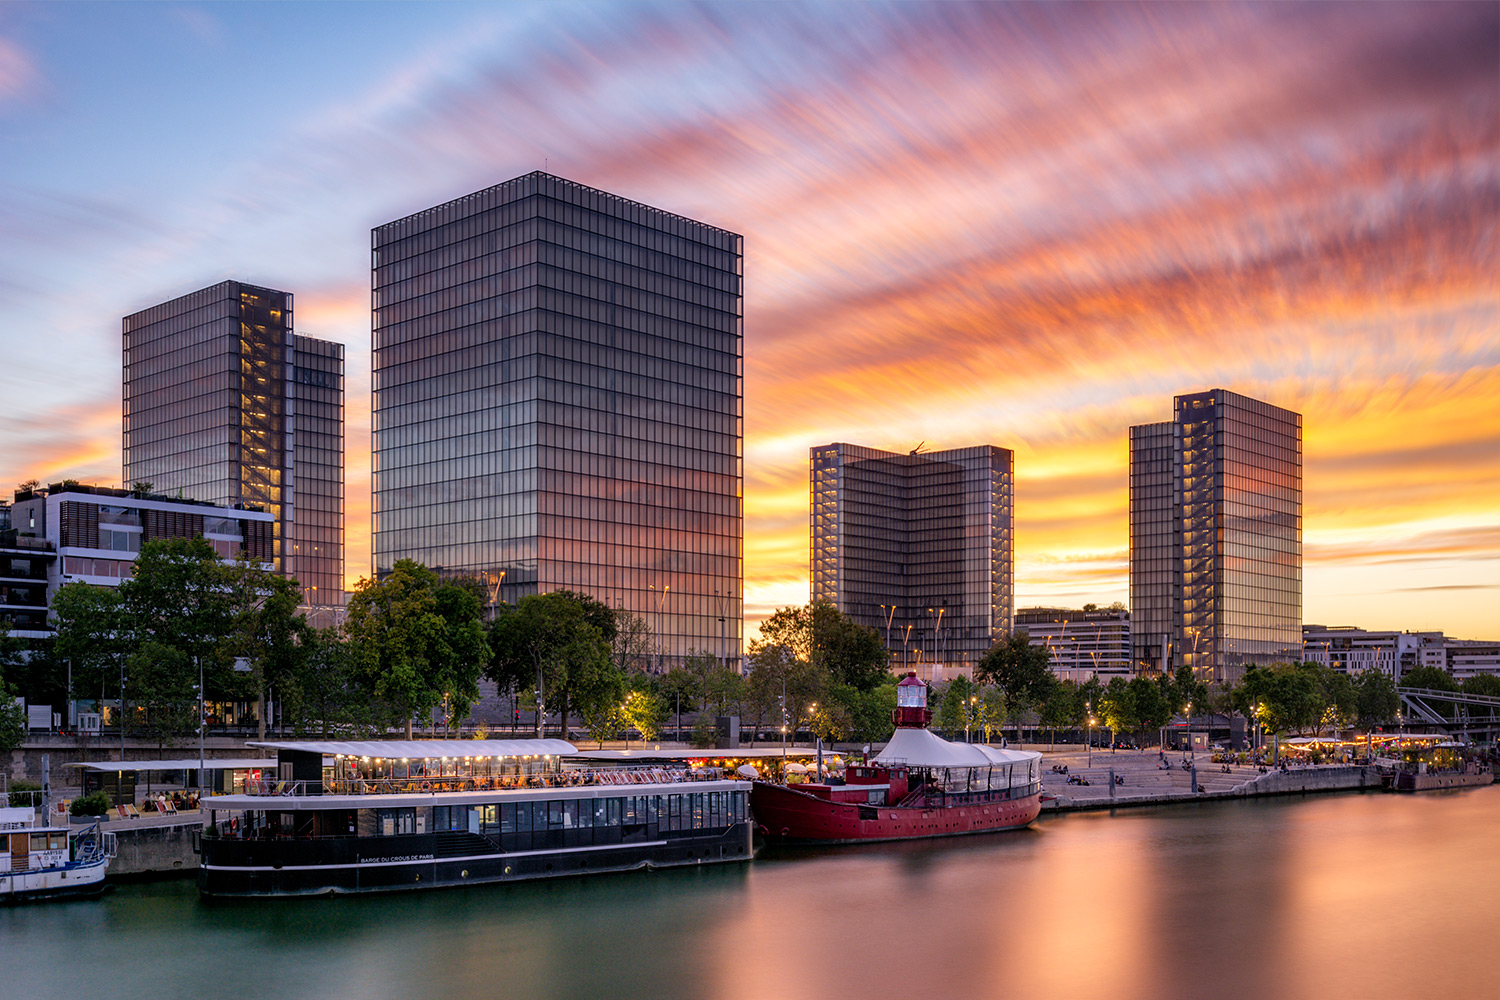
[4,787,1497,1000]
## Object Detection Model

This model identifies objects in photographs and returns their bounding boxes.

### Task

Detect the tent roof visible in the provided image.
[873,728,1039,768]
[245,739,576,759]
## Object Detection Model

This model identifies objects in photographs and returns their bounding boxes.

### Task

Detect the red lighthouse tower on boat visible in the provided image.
[749,671,1043,844]
[894,671,933,729]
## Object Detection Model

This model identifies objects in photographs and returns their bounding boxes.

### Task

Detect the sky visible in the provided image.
[1,1,1496,642]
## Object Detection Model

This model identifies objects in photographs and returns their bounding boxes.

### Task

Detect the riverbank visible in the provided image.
[1035,748,1389,812]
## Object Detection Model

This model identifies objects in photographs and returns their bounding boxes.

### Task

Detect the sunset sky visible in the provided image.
[1,1,1496,641]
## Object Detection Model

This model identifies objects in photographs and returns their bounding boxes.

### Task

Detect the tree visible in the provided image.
[222,564,308,740]
[1127,677,1171,738]
[488,590,615,739]
[1353,670,1400,728]
[742,640,822,743]
[611,608,654,674]
[0,625,25,754]
[1097,677,1137,737]
[758,601,890,692]
[115,537,237,745]
[975,631,1053,709]
[623,687,669,742]
[1039,680,1083,749]
[344,560,490,738]
[288,628,367,736]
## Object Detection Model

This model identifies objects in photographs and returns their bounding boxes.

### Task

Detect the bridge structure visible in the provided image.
[1396,686,1500,743]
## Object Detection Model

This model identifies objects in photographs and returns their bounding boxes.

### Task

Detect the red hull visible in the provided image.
[751,782,1041,844]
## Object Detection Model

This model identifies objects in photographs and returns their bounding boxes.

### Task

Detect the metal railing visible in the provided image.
[238,766,726,797]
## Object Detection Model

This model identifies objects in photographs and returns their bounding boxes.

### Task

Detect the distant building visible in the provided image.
[1130,389,1302,685]
[810,443,1014,681]
[0,482,275,642]
[371,173,743,670]
[122,280,345,614]
[1015,606,1132,683]
[1302,624,1499,680]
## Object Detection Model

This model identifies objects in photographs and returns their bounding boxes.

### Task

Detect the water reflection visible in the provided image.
[3,789,1495,1000]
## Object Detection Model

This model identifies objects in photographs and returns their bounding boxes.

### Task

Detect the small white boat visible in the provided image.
[0,806,115,903]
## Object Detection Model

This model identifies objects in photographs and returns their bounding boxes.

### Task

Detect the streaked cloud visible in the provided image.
[0,1,1494,639]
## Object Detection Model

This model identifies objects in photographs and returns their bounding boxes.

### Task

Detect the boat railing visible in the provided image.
[239,766,725,797]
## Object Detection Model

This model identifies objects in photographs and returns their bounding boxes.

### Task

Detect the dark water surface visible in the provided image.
[4,788,1497,1000]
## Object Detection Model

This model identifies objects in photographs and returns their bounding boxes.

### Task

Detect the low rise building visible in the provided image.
[1302,625,1499,680]
[1015,606,1132,683]
[2,482,274,643]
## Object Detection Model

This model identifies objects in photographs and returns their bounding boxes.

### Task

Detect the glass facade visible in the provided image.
[371,172,743,668]
[1129,389,1302,685]
[291,335,346,608]
[810,443,1013,678]
[122,281,344,609]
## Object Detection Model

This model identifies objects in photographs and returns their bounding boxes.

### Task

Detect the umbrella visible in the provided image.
[736,764,759,778]
[785,762,808,774]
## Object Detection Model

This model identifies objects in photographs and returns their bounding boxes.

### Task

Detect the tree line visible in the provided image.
[7,538,1493,753]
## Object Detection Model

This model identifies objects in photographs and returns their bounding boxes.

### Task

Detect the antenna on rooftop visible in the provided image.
[910,441,927,456]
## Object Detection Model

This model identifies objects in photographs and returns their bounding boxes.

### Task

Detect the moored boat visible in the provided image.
[750,672,1042,844]
[0,805,115,903]
[197,738,753,897]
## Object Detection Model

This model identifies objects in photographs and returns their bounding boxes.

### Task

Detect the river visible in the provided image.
[4,787,1496,1000]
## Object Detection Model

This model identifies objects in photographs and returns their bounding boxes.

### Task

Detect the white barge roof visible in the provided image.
[203,779,746,811]
[872,728,1041,768]
[68,758,275,772]
[246,739,577,759]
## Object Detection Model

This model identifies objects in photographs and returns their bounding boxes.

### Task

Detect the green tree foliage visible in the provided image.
[742,640,822,743]
[623,687,669,742]
[1128,676,1172,734]
[344,560,490,738]
[222,564,308,740]
[659,668,701,715]
[51,582,127,710]
[975,631,1053,710]
[1233,662,1327,734]
[1097,677,1137,735]
[1353,670,1400,728]
[487,589,615,738]
[1400,665,1458,692]
[825,675,899,744]
[288,627,368,736]
[757,601,890,692]
[0,628,23,753]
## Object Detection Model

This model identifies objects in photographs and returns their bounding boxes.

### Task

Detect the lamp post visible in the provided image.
[650,583,669,674]
[902,624,914,671]
[1088,714,1097,767]
[966,695,977,743]
[622,703,630,751]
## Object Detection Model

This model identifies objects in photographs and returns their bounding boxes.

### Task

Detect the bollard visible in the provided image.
[1109,767,1115,801]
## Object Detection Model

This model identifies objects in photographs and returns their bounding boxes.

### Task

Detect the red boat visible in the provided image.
[751,672,1042,844]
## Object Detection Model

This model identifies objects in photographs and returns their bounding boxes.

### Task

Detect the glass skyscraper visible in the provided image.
[810,443,1013,679]
[122,281,345,611]
[371,172,743,669]
[1129,389,1302,685]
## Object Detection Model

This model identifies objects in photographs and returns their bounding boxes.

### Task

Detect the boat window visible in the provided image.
[592,798,609,827]
[500,803,517,834]
[691,793,704,830]
[547,801,565,829]
[376,809,415,836]
[561,800,578,829]
[529,801,548,832]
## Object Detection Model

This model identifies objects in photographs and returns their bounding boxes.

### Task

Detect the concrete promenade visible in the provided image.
[1027,745,1384,811]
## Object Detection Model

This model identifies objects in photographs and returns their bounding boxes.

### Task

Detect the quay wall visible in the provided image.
[1239,765,1382,796]
[109,822,201,880]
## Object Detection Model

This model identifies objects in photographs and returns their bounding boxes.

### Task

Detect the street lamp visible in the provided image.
[1088,714,1097,767]
[966,695,977,743]
[622,703,630,751]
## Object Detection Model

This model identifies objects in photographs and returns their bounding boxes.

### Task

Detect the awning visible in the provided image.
[68,758,275,772]
[874,728,1040,768]
[245,739,577,759]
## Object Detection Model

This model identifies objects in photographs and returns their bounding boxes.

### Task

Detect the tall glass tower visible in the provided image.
[810,443,1013,679]
[371,172,743,669]
[1129,389,1302,685]
[122,281,345,612]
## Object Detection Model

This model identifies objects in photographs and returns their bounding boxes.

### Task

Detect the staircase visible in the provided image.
[433,831,495,858]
